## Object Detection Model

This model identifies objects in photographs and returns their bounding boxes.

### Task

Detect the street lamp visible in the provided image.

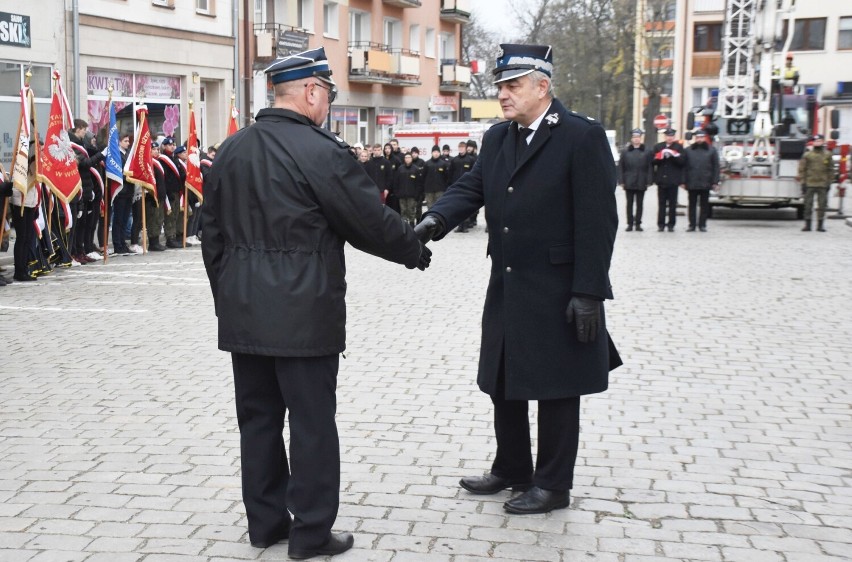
[595,93,603,124]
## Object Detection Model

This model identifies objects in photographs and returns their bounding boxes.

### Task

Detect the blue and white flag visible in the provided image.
[104,101,123,202]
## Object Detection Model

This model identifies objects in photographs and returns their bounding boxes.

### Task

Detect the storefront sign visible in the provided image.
[377,114,397,125]
[277,30,310,58]
[135,74,181,100]
[87,70,133,97]
[0,12,30,48]
[430,95,458,112]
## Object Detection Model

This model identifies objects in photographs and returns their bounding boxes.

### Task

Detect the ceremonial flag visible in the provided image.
[10,86,37,201]
[227,97,239,137]
[104,99,124,204]
[185,107,203,202]
[38,71,82,203]
[123,105,156,200]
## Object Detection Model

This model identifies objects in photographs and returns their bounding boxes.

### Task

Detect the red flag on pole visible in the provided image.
[185,106,203,202]
[227,94,239,137]
[123,105,157,201]
[38,71,82,204]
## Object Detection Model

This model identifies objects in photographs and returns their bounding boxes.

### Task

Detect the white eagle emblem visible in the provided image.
[545,113,560,126]
[48,130,76,165]
[189,148,200,168]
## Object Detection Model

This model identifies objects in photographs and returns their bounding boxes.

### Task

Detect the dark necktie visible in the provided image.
[516,126,532,163]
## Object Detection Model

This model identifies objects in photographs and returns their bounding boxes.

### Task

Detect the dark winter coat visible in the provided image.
[425,98,621,400]
[69,131,105,201]
[448,153,474,183]
[423,156,449,193]
[651,141,686,185]
[684,142,720,190]
[618,144,651,190]
[201,108,422,357]
[159,152,185,195]
[392,163,423,199]
[364,156,393,191]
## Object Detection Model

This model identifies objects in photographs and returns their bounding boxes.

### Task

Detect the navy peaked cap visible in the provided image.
[264,47,335,85]
[493,43,553,84]
[631,128,643,136]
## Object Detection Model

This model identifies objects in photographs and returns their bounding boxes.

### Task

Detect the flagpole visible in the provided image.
[141,189,148,254]
[182,98,192,249]
[0,162,8,251]
[102,83,113,264]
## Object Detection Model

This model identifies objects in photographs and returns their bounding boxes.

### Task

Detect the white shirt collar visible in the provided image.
[519,103,552,145]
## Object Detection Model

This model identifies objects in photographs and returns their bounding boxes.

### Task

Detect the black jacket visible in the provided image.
[618,144,652,191]
[448,153,474,183]
[425,98,620,400]
[69,132,105,201]
[684,143,720,190]
[423,156,449,193]
[651,141,686,185]
[159,152,185,195]
[202,108,422,356]
[393,163,423,199]
[364,156,393,191]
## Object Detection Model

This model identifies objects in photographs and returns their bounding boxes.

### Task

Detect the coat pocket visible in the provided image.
[549,243,575,264]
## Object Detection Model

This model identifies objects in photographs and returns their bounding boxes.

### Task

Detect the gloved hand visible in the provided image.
[565,296,601,343]
[413,215,443,243]
[407,242,432,271]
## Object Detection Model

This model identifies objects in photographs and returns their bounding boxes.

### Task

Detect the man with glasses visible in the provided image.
[202,47,430,559]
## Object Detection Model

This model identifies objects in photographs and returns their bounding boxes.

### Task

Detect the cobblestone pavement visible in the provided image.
[0,192,850,562]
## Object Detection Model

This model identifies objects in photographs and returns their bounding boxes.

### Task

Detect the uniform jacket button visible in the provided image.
[505,266,512,272]
[508,186,514,193]
[502,227,509,233]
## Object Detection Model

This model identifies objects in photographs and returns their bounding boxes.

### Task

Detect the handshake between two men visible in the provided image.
[411,214,602,344]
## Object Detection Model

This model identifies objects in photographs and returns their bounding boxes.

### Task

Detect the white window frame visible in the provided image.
[384,17,402,49]
[424,27,436,58]
[196,0,213,14]
[323,1,339,38]
[409,24,420,54]
[439,32,454,61]
[299,0,314,32]
[349,9,370,44]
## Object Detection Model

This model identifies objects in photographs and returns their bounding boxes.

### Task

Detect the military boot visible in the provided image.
[817,220,826,232]
[801,220,812,232]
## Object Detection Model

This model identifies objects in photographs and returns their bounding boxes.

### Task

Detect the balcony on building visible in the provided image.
[440,60,471,93]
[692,53,722,77]
[440,0,471,24]
[389,49,422,86]
[255,23,309,61]
[383,0,421,8]
[349,42,395,84]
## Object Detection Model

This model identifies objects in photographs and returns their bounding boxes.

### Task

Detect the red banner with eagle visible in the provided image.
[37,71,82,203]
[185,106,203,202]
[123,105,156,199]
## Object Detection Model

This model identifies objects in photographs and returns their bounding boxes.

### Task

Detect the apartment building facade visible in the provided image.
[635,0,852,143]
[247,0,471,145]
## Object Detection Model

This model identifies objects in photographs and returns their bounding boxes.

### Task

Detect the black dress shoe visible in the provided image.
[288,532,354,560]
[250,523,290,548]
[459,473,533,495]
[503,486,570,514]
[635,225,644,232]
[667,226,675,232]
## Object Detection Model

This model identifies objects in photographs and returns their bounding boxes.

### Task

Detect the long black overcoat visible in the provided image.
[425,98,620,400]
[202,108,422,357]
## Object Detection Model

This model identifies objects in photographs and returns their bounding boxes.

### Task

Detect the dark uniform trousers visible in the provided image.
[687,190,710,228]
[657,184,679,228]
[231,352,340,551]
[490,350,581,491]
[625,190,645,227]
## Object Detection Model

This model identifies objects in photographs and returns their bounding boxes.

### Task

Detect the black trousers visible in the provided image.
[687,189,710,228]
[10,205,36,280]
[112,197,132,251]
[231,353,340,550]
[85,194,102,253]
[625,189,645,226]
[130,198,142,246]
[657,184,679,228]
[489,355,581,491]
[69,198,84,255]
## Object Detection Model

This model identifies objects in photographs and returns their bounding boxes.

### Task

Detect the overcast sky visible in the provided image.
[470,0,525,39]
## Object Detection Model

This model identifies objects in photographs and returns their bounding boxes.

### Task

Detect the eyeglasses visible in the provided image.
[308,81,337,103]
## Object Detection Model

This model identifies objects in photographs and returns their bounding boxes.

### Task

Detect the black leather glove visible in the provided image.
[413,215,443,243]
[406,242,432,271]
[565,296,601,343]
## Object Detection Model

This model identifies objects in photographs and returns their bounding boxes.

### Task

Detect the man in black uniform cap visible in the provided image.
[415,43,621,515]
[651,128,685,232]
[202,47,430,559]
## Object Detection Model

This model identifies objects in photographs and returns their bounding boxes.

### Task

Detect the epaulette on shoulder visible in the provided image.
[567,110,598,125]
[312,125,351,150]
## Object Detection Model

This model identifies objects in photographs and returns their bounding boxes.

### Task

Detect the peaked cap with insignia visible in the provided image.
[493,43,553,84]
[264,47,336,86]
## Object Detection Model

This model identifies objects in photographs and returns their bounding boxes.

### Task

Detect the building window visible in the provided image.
[349,10,370,44]
[384,18,401,49]
[694,23,722,52]
[196,0,214,14]
[299,0,314,32]
[840,17,852,50]
[424,27,436,58]
[785,18,826,51]
[438,32,454,61]
[323,1,338,38]
[647,1,675,22]
[409,24,420,54]
[152,0,175,7]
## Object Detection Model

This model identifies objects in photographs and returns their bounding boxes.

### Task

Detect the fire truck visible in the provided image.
[391,122,492,153]
[689,0,847,218]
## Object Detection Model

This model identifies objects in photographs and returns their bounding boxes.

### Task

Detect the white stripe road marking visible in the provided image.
[0,305,148,314]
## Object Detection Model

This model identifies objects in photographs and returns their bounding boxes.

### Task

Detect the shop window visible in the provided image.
[694,23,722,52]
[840,17,852,50]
